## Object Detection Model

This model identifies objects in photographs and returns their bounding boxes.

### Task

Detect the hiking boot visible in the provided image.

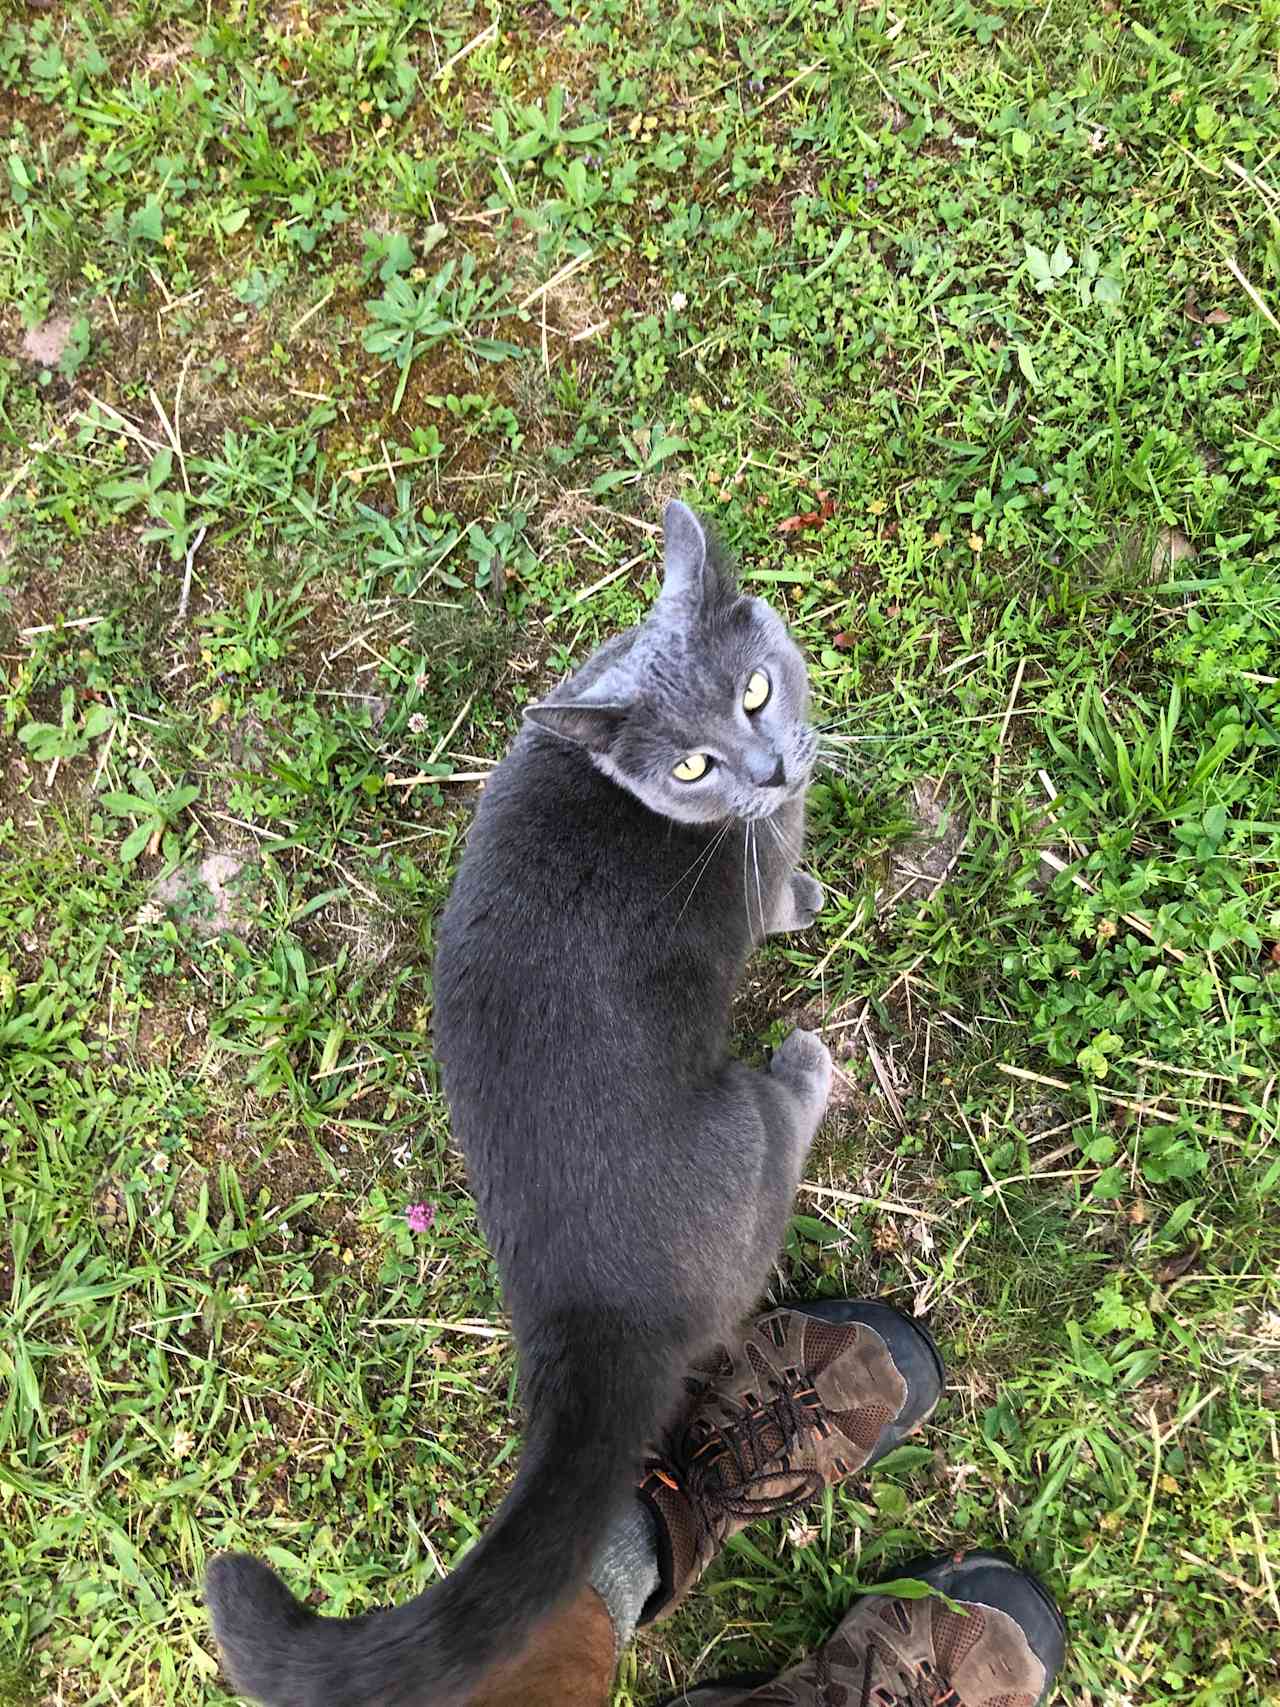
[663,1549,1067,1706]
[638,1300,944,1624]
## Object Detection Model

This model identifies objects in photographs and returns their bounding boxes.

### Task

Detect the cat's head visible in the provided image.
[525,501,816,826]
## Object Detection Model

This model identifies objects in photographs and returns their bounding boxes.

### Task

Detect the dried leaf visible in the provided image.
[779,489,836,534]
[1154,1244,1200,1285]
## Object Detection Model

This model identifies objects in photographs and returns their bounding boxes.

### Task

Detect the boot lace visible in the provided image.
[672,1371,826,1543]
[816,1642,959,1707]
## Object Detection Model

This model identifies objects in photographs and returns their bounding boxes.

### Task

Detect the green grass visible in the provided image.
[2,0,1279,1702]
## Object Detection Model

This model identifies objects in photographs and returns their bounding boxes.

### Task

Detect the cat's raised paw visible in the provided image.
[789,872,824,929]
[769,1027,834,1111]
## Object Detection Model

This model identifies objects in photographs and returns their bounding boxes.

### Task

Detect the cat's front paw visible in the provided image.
[789,871,824,930]
[769,1027,834,1106]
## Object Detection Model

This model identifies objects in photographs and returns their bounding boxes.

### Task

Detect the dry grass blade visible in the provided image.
[1222,252,1280,333]
[798,1181,947,1224]
[864,1037,906,1129]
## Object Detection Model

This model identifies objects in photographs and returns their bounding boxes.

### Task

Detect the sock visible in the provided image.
[587,1498,661,1653]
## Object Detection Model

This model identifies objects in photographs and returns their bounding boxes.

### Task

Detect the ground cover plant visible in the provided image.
[2,0,1279,1701]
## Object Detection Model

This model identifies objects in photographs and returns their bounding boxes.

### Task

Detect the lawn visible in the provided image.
[2,0,1279,1702]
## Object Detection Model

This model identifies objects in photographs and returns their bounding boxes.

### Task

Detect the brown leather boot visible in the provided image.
[638,1300,944,1623]
[661,1550,1067,1707]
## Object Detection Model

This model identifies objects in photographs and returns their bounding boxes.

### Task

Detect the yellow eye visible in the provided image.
[743,670,771,713]
[672,752,710,782]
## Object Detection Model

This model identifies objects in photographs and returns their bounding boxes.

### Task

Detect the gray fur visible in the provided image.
[527,501,818,826]
[202,501,832,1707]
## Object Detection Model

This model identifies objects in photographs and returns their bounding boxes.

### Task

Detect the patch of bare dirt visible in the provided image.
[129,990,209,1069]
[882,776,968,909]
[20,316,74,367]
[144,849,260,938]
[1148,525,1197,577]
[749,159,822,243]
[301,891,406,972]
[139,28,197,80]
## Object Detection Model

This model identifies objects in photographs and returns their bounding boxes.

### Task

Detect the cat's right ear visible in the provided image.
[524,702,628,754]
[660,500,716,609]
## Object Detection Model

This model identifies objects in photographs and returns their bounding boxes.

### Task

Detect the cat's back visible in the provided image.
[437,726,652,954]
[433,726,736,1117]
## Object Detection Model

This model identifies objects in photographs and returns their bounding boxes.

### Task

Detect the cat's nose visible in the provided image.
[747,750,786,788]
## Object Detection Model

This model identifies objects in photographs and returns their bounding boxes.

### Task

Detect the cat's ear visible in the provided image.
[660,500,717,608]
[525,701,628,754]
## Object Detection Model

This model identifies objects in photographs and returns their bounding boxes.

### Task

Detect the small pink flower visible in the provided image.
[405,1202,435,1235]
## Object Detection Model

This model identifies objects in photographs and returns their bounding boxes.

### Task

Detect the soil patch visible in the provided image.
[20,317,74,367]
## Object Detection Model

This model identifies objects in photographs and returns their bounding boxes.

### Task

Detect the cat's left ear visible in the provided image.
[660,500,718,609]
[525,701,628,754]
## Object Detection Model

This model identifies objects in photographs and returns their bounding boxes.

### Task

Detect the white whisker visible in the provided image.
[743,822,753,941]
[671,817,734,929]
[750,822,765,942]
[817,726,937,744]
[814,740,865,775]
[762,814,786,851]
[660,816,730,904]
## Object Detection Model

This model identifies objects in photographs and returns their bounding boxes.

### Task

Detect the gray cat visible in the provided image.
[204,501,834,1706]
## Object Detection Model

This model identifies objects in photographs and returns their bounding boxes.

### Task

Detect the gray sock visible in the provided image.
[587,1498,661,1652]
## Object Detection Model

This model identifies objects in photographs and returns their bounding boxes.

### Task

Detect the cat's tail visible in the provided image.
[203,1316,674,1707]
